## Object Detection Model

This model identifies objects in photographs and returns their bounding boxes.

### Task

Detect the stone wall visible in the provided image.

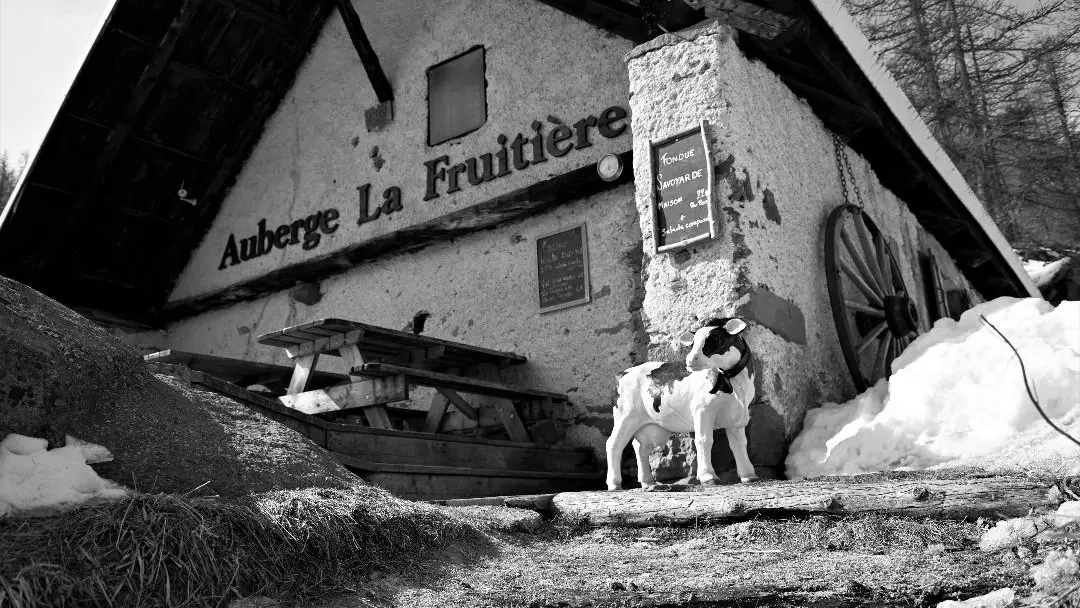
[625,23,984,479]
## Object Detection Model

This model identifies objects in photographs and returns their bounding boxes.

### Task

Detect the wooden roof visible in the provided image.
[0,0,1034,329]
[0,0,330,327]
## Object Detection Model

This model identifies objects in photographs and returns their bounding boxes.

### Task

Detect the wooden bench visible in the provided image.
[256,318,564,442]
[353,363,569,442]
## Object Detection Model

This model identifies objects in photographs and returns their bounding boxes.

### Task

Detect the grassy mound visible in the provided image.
[0,485,485,608]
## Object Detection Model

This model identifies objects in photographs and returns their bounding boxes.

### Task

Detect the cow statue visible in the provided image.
[606,317,758,490]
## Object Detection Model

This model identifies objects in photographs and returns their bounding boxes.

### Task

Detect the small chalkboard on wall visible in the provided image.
[536,224,591,314]
[649,120,717,253]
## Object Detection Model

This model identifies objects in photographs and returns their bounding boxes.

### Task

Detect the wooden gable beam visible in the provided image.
[42,0,204,271]
[682,0,798,40]
[334,0,393,103]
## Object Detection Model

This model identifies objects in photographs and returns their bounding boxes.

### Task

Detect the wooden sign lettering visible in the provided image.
[536,224,591,313]
[649,120,717,253]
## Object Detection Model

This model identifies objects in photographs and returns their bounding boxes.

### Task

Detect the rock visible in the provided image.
[0,276,363,497]
[611,581,626,591]
[935,587,1015,608]
[927,543,947,555]
[650,435,696,482]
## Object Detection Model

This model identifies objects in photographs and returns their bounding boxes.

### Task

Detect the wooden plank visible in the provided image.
[493,398,532,443]
[364,471,603,502]
[144,349,348,389]
[437,388,479,421]
[43,0,205,271]
[333,0,393,103]
[326,429,595,474]
[423,392,450,433]
[355,363,568,402]
[334,454,603,480]
[158,150,634,322]
[278,377,408,415]
[286,354,319,395]
[363,405,394,430]
[552,477,1060,527]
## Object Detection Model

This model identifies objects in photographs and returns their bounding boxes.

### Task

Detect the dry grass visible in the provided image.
[0,486,485,608]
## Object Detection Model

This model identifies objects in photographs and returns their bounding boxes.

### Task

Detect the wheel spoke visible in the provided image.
[853,213,888,293]
[875,233,894,296]
[845,300,886,317]
[856,321,888,354]
[840,259,884,307]
[841,228,884,295]
[872,332,893,381]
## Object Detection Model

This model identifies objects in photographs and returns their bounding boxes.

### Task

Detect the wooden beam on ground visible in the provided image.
[333,0,392,103]
[43,0,203,271]
[157,148,632,321]
[552,476,1059,526]
[683,0,798,40]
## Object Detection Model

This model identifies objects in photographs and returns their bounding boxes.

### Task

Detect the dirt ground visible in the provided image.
[306,511,1075,608]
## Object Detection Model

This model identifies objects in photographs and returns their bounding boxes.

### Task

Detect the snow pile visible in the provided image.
[935,587,1015,608]
[787,297,1080,479]
[1023,257,1070,289]
[0,433,128,517]
[1029,549,1079,593]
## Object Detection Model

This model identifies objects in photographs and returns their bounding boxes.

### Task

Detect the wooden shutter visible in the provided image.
[428,47,487,145]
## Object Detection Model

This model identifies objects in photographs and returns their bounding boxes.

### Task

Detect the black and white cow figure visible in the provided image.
[606,317,758,490]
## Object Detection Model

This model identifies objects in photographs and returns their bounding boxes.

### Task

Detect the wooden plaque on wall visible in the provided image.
[649,120,717,253]
[536,224,591,314]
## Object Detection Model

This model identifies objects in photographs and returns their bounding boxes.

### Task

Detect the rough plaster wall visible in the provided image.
[164,185,644,455]
[169,0,634,301]
[625,23,992,477]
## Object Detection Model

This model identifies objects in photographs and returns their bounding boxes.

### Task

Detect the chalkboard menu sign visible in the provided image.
[536,224,591,314]
[648,120,717,253]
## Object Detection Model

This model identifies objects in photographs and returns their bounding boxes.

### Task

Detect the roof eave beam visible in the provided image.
[683,0,799,41]
[334,0,393,103]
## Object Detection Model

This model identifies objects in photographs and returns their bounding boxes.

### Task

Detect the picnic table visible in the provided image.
[256,318,568,442]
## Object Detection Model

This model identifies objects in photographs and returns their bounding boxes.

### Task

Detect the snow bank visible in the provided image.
[787,297,1080,479]
[0,433,128,517]
[1023,257,1070,289]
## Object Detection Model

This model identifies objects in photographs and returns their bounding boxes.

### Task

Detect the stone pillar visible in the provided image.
[625,22,788,481]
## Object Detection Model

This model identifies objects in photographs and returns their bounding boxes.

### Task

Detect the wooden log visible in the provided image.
[552,477,1058,526]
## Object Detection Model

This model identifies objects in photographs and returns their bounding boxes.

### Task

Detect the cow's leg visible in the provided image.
[693,409,720,486]
[725,426,759,483]
[605,415,641,491]
[632,424,670,490]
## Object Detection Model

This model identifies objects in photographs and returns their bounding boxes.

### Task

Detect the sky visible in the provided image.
[0,0,1057,160]
[0,0,115,158]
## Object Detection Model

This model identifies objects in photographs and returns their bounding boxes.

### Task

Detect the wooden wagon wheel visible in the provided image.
[825,204,921,392]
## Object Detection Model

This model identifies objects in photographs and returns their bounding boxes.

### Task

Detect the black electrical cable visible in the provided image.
[979,314,1080,448]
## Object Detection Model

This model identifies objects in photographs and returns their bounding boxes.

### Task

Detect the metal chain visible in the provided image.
[832,133,865,209]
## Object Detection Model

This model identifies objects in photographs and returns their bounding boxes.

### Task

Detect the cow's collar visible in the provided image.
[708,345,752,394]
